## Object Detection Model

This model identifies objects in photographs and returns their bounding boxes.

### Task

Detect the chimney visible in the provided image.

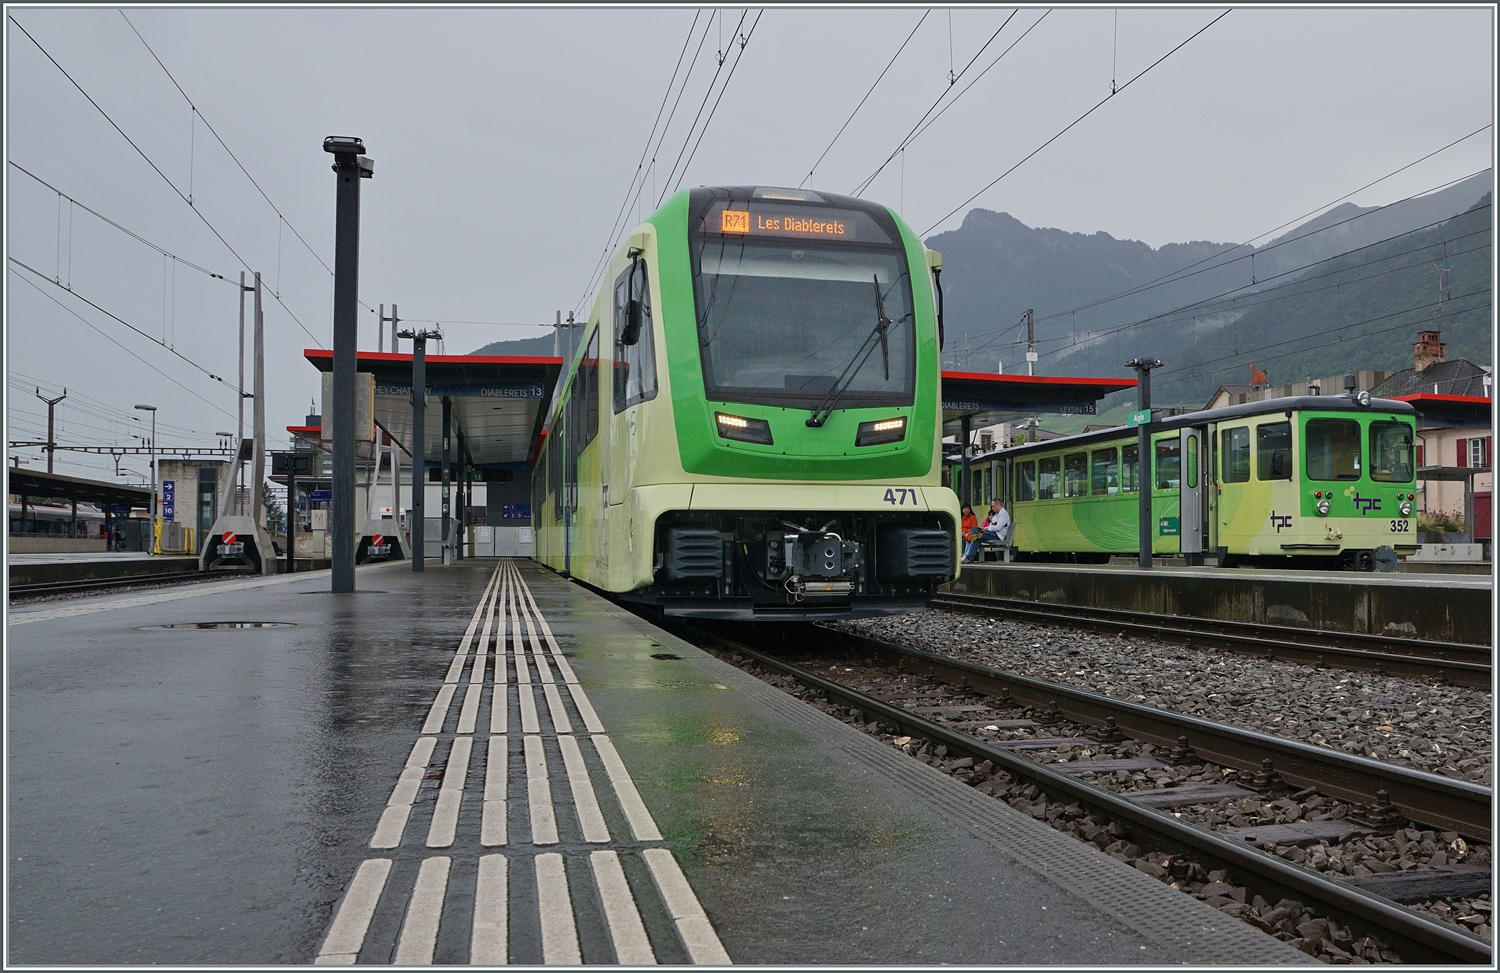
[1414,331,1446,372]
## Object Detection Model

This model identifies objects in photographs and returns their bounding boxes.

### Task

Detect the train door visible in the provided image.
[1179,427,1209,557]
[609,258,657,501]
[563,395,576,577]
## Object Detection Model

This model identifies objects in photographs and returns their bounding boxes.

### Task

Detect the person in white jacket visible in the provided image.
[962,498,1010,562]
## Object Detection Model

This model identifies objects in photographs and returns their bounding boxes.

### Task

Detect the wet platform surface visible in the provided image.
[8,559,1309,964]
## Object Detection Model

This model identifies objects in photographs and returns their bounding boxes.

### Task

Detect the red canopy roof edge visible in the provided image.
[941,370,1137,389]
[1392,393,1492,405]
[303,349,563,367]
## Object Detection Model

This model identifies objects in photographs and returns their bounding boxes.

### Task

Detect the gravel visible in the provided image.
[836,609,1493,786]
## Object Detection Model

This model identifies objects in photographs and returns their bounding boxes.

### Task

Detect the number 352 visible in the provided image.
[1389,520,1411,532]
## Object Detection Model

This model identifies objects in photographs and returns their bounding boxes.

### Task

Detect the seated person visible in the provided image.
[962,499,1011,562]
[959,504,979,545]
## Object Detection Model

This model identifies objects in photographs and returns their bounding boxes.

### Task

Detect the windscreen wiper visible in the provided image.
[805,275,898,428]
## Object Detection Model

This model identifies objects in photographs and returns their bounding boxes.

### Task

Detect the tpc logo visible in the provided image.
[1269,511,1291,533]
[1349,491,1381,515]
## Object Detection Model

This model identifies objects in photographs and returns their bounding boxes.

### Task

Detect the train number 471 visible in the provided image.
[883,488,918,505]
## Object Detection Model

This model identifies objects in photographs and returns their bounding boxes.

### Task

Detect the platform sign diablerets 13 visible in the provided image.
[162,480,175,521]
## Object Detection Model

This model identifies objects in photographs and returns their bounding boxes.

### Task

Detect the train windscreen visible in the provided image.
[691,202,915,411]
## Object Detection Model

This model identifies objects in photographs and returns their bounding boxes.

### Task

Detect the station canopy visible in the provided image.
[940,371,1137,435]
[304,350,564,471]
[1391,393,1493,429]
[8,468,152,510]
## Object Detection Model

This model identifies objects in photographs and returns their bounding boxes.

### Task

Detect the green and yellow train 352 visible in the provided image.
[963,394,1420,570]
[532,186,961,618]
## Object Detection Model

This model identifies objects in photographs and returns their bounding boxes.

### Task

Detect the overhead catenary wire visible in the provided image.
[9,14,326,346]
[656,9,752,205]
[574,9,709,315]
[920,8,1232,235]
[9,162,236,284]
[10,257,237,389]
[851,9,1024,198]
[965,126,1494,339]
[8,268,238,421]
[669,9,765,198]
[951,165,1493,360]
[798,9,930,190]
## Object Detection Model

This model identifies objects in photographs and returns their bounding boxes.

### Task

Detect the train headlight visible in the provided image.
[1316,498,1331,516]
[855,416,907,446]
[1399,500,1413,517]
[715,412,773,445]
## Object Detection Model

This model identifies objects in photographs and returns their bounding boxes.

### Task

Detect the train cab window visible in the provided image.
[1154,439,1180,491]
[1037,456,1061,500]
[1091,448,1118,495]
[1015,460,1036,501]
[1306,418,1361,480]
[1121,444,1139,493]
[1063,453,1088,497]
[1256,421,1292,480]
[1370,422,1415,482]
[1221,427,1250,482]
[613,259,658,412]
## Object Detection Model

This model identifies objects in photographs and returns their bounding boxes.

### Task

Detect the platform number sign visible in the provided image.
[161,479,175,520]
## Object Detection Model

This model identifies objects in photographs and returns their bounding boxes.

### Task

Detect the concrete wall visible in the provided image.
[9,537,107,554]
[944,564,1490,645]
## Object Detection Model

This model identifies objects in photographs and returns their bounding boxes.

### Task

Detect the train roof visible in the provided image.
[971,394,1418,461]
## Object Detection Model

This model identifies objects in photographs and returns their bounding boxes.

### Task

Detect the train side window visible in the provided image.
[1121,444,1139,493]
[1186,434,1198,488]
[613,260,658,412]
[1037,456,1061,500]
[1221,427,1250,482]
[1063,453,1088,497]
[1305,418,1361,480]
[1256,421,1291,480]
[1015,460,1036,501]
[1370,422,1414,482]
[1154,439,1180,491]
[1091,448,1118,495]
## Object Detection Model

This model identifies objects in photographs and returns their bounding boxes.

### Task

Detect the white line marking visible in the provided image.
[566,683,606,733]
[369,805,412,850]
[445,566,501,682]
[421,684,456,735]
[393,856,451,965]
[590,850,657,965]
[524,617,556,683]
[316,857,391,961]
[470,854,508,964]
[471,581,497,686]
[524,734,558,845]
[541,682,572,734]
[457,684,482,734]
[515,635,534,685]
[535,852,581,965]
[592,735,662,841]
[518,684,540,734]
[558,734,610,843]
[643,847,731,965]
[406,736,437,768]
[489,682,508,734]
[513,569,578,683]
[481,735,508,847]
[426,736,473,848]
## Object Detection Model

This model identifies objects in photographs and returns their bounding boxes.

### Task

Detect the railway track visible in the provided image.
[930,592,1492,687]
[8,570,222,599]
[666,619,1492,965]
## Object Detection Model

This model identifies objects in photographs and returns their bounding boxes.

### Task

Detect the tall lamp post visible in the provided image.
[134,404,157,554]
[323,135,374,593]
[1124,358,1162,570]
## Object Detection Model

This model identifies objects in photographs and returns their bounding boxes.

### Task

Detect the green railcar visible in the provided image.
[532,186,960,617]
[953,395,1419,570]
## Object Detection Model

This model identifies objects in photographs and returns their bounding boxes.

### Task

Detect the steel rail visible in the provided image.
[9,570,208,597]
[930,592,1491,685]
[677,622,1491,965]
[814,626,1491,842]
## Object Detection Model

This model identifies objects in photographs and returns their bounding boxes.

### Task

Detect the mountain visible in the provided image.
[470,333,557,357]
[926,170,1491,405]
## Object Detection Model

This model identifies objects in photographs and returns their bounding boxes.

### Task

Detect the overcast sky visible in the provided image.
[5,5,1494,484]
